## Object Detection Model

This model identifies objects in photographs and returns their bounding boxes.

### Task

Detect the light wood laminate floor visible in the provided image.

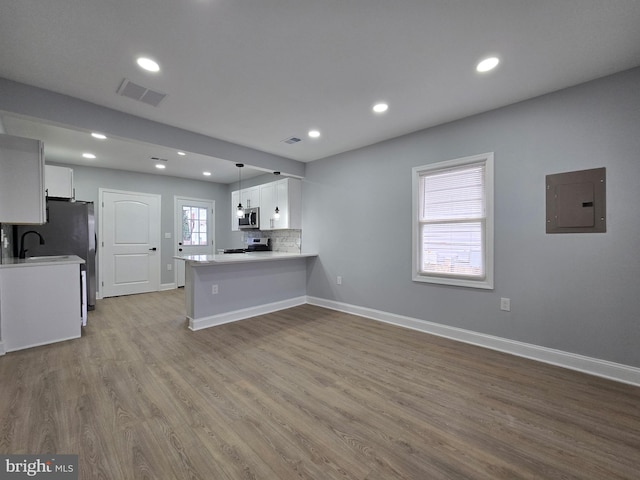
[1,289,639,479]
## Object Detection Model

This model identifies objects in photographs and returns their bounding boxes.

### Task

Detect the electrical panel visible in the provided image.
[546,167,606,233]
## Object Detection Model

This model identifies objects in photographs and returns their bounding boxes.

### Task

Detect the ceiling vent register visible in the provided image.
[117,78,167,107]
[282,137,302,145]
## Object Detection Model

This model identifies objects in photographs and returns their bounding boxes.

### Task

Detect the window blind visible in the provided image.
[419,163,486,278]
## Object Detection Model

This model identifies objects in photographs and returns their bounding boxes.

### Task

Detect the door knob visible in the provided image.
[149,247,157,251]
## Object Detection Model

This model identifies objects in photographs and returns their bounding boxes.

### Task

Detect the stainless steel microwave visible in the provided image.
[239,207,260,230]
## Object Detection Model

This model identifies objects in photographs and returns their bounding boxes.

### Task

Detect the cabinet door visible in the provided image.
[231,190,239,231]
[286,178,302,230]
[259,183,276,230]
[243,186,260,209]
[273,179,289,229]
[0,134,46,224]
[0,263,81,352]
[45,165,74,199]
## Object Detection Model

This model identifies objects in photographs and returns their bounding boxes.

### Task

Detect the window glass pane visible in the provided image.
[420,222,484,277]
[181,205,208,246]
[182,206,191,244]
[421,164,485,221]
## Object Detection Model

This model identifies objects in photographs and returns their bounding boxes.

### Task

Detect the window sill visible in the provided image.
[412,273,494,290]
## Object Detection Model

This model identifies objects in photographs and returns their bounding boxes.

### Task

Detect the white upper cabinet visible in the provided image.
[0,133,46,224]
[231,190,240,231]
[259,178,301,230]
[259,182,276,230]
[45,165,74,199]
[241,186,260,210]
[230,186,261,231]
[231,178,301,231]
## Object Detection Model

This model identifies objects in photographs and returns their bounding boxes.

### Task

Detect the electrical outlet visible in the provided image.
[167,263,172,271]
[500,297,511,312]
[336,276,342,285]
[212,284,218,295]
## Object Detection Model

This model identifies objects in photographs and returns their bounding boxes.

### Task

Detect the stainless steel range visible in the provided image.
[223,237,271,254]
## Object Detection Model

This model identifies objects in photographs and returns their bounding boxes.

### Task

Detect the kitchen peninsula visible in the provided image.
[176,252,317,331]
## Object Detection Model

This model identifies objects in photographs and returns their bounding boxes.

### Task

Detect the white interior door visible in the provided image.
[175,197,214,287]
[100,189,161,297]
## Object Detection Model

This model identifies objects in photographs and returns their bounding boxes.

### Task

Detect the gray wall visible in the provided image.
[303,67,640,367]
[57,163,230,286]
[0,78,305,178]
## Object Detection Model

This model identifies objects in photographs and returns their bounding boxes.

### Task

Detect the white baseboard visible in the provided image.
[160,282,177,291]
[0,341,5,356]
[3,334,81,354]
[306,296,640,387]
[189,296,307,331]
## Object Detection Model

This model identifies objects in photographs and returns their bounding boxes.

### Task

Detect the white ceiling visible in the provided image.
[1,0,639,178]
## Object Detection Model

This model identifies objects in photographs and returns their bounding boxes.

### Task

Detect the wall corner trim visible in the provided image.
[305,296,640,387]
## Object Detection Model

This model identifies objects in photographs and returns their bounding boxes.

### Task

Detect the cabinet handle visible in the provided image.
[149,247,157,251]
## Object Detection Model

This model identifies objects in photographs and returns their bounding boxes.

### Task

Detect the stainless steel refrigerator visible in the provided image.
[15,199,96,309]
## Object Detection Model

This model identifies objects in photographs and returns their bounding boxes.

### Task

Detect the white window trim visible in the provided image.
[412,152,494,289]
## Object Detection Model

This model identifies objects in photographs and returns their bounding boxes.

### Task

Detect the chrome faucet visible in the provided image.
[19,231,45,259]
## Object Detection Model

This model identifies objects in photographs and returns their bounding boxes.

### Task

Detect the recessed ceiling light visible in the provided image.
[203,171,212,176]
[137,57,160,73]
[308,130,321,138]
[177,151,186,156]
[476,56,500,73]
[91,132,107,140]
[155,164,166,169]
[373,103,389,113]
[82,153,96,159]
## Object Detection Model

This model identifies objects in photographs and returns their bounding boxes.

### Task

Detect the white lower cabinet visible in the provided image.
[0,262,82,352]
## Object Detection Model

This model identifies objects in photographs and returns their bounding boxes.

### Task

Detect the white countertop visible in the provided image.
[0,254,85,269]
[175,251,317,266]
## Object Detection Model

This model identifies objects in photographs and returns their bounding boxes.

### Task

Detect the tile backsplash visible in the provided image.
[245,229,302,253]
[0,224,12,261]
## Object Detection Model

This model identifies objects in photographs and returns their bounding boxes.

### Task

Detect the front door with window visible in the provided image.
[175,197,214,287]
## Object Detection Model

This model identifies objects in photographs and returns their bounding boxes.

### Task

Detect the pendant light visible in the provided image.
[273,171,281,220]
[236,163,244,218]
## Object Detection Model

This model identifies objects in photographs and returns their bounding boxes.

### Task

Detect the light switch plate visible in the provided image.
[500,298,511,312]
